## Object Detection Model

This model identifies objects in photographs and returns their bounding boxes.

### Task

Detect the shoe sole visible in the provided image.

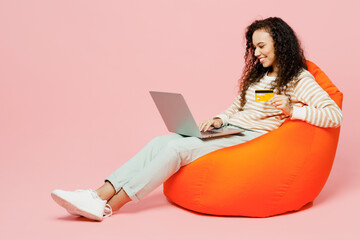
[51,192,103,221]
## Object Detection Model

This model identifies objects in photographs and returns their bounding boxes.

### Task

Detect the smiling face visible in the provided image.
[252,29,277,74]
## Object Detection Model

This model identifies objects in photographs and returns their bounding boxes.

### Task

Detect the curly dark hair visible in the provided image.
[238,17,307,108]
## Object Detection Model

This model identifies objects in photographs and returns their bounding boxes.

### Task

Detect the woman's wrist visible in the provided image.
[213,117,223,126]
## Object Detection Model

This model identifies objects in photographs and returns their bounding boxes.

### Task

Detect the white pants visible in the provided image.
[106,126,264,202]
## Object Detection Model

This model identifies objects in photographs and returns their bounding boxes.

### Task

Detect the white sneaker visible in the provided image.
[51,189,112,221]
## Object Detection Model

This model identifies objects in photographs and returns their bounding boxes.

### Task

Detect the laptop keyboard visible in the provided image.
[201,129,221,135]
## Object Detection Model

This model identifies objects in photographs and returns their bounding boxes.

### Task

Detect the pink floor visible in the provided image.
[1,132,359,239]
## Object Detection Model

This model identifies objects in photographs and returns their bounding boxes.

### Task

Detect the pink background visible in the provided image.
[0,0,359,239]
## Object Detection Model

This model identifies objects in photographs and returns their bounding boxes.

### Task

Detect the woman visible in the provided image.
[51,17,342,221]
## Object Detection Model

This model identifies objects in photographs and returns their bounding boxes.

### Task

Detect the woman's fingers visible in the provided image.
[204,122,214,132]
[202,121,211,132]
[199,118,223,132]
[269,95,287,108]
[269,94,292,116]
[198,121,207,131]
[199,119,215,132]
[269,95,283,103]
[198,122,205,131]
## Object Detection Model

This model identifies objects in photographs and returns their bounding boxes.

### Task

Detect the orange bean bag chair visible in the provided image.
[163,60,343,217]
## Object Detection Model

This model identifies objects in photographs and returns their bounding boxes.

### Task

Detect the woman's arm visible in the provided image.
[290,75,343,128]
[198,96,240,132]
[214,95,242,127]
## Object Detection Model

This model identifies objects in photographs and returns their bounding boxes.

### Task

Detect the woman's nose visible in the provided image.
[254,48,260,57]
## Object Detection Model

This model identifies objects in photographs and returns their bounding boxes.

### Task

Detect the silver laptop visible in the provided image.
[149,91,244,139]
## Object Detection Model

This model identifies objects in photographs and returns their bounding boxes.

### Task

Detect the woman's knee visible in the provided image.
[167,136,201,152]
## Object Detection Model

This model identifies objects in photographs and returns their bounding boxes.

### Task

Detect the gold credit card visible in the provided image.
[255,89,274,101]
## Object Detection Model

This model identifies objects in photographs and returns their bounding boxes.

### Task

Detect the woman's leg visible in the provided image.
[106,189,131,211]
[96,182,131,211]
[107,128,263,209]
[50,134,184,220]
[51,128,262,219]
[96,181,116,201]
[97,134,184,201]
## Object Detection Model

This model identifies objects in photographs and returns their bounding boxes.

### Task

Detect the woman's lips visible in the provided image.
[259,58,265,64]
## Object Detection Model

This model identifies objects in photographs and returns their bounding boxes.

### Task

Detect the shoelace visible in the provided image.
[89,189,113,218]
[103,204,113,218]
[81,189,113,218]
[88,189,100,199]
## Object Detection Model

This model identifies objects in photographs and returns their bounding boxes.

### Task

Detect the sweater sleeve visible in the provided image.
[214,95,242,126]
[290,75,343,128]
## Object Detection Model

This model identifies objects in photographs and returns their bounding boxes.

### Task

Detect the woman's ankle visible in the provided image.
[96,182,116,201]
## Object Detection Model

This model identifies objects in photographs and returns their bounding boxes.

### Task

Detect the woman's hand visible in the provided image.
[198,118,223,132]
[269,94,293,117]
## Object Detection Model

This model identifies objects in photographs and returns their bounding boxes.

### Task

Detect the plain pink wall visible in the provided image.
[0,0,359,238]
[1,0,358,173]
